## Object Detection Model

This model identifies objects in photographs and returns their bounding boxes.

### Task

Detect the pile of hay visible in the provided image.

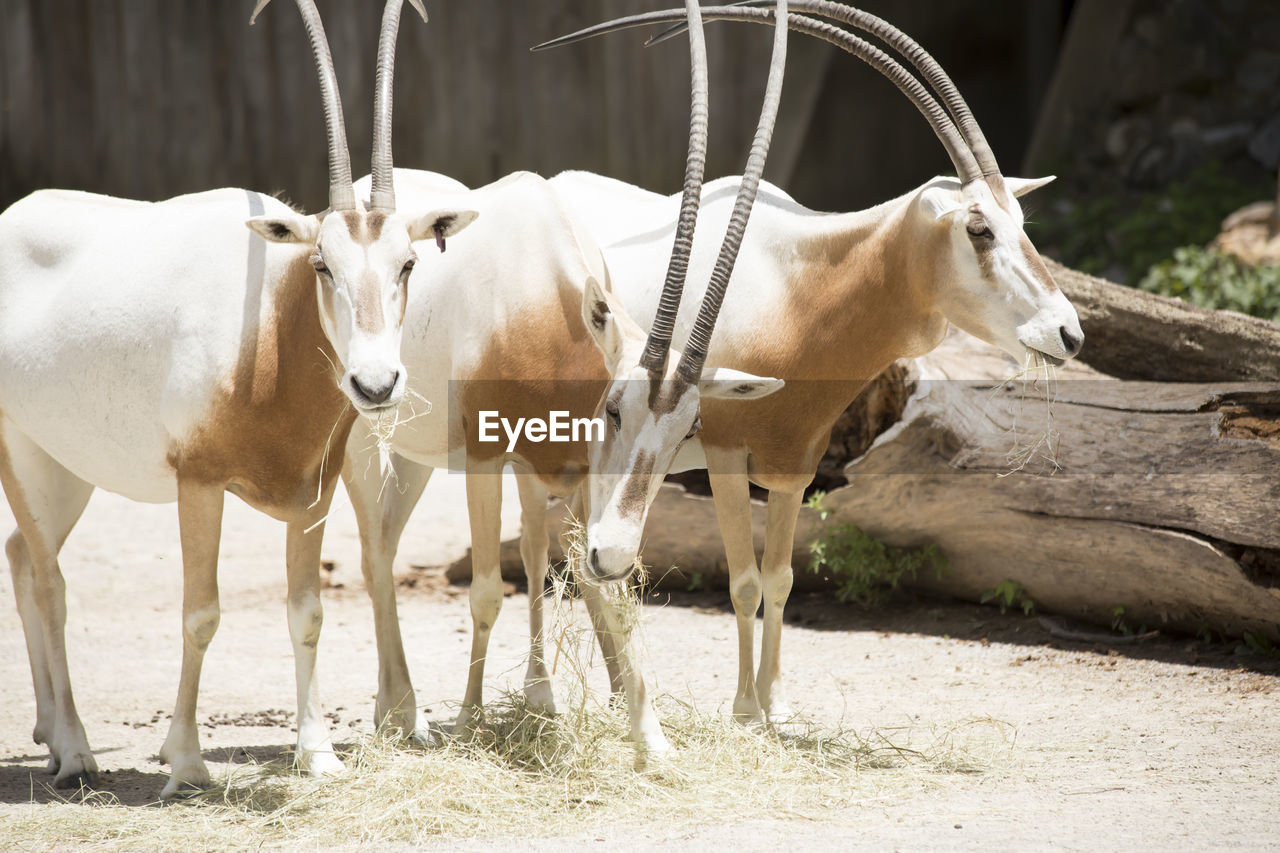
[1,545,1007,849]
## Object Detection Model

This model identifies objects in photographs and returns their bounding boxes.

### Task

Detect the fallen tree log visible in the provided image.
[445,266,1280,639]
[813,330,1280,640]
[1050,259,1280,382]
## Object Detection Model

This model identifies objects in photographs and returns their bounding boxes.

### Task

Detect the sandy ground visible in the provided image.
[1,471,1278,850]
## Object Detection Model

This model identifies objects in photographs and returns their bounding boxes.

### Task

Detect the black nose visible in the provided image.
[352,371,399,405]
[588,548,600,575]
[1059,326,1083,357]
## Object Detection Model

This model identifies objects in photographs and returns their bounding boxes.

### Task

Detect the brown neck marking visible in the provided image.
[169,251,355,520]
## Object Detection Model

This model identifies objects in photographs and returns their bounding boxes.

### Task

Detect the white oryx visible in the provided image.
[0,0,474,797]
[527,1,1085,727]
[342,0,785,756]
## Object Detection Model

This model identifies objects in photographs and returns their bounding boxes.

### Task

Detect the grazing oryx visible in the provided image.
[0,0,473,797]
[342,0,784,756]
[530,1,1084,727]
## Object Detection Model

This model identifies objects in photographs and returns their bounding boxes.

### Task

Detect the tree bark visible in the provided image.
[1051,259,1280,382]
[814,330,1280,640]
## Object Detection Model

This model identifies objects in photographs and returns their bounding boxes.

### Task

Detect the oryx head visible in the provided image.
[539,0,1084,367]
[578,0,787,584]
[578,278,782,583]
[244,0,476,415]
[916,174,1080,365]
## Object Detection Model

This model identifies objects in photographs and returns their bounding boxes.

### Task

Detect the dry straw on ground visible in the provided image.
[1,538,1011,850]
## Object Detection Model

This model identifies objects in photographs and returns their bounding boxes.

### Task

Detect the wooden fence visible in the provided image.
[0,0,1063,213]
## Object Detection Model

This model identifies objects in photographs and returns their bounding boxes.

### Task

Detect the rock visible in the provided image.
[1199,121,1255,151]
[1235,51,1280,95]
[1213,200,1280,265]
[1248,114,1280,169]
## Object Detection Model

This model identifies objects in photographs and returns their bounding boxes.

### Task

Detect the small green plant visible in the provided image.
[1138,245,1280,322]
[1238,630,1280,658]
[1196,624,1227,645]
[1107,605,1151,637]
[1110,605,1129,635]
[980,579,1035,616]
[805,492,948,607]
[685,570,707,593]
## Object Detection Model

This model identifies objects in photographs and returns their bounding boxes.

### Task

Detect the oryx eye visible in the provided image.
[310,254,330,276]
[685,416,701,440]
[605,398,621,428]
[401,257,416,278]
[966,220,994,241]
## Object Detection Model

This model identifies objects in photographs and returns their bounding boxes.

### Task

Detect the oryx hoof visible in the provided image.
[522,678,557,715]
[160,757,211,800]
[410,715,447,748]
[453,704,484,736]
[764,700,803,733]
[632,735,674,774]
[374,698,419,741]
[53,753,98,790]
[732,710,765,729]
[301,748,345,777]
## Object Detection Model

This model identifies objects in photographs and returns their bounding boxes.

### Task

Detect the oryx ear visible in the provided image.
[1005,175,1056,198]
[581,276,625,370]
[408,209,479,252]
[919,184,965,221]
[246,213,320,244]
[699,367,785,401]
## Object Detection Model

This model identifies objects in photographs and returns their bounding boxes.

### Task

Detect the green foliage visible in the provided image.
[980,579,1035,616]
[805,492,948,608]
[1197,624,1227,645]
[1238,630,1280,658]
[1043,161,1263,284]
[1138,245,1280,322]
[1107,605,1152,637]
[807,491,832,521]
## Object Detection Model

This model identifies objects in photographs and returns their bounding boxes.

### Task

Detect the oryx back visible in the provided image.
[0,188,315,503]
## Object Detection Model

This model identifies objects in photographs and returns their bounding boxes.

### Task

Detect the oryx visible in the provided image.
[534,0,1082,728]
[0,0,474,797]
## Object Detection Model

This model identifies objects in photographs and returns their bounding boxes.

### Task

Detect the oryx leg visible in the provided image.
[0,423,96,787]
[285,484,344,777]
[515,469,555,713]
[563,488,625,696]
[577,580,669,757]
[456,457,505,732]
[707,448,763,724]
[757,488,803,723]
[158,477,224,798]
[343,436,431,740]
[583,587,625,699]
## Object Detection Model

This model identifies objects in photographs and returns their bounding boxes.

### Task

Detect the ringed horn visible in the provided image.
[250,0,429,212]
[533,2,994,191]
[639,0,711,375]
[677,0,788,382]
[598,0,791,380]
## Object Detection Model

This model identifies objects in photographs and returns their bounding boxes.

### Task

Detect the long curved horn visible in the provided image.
[252,0,356,211]
[655,1,1003,184]
[675,0,788,383]
[370,0,429,212]
[640,0,711,375]
[533,7,981,185]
